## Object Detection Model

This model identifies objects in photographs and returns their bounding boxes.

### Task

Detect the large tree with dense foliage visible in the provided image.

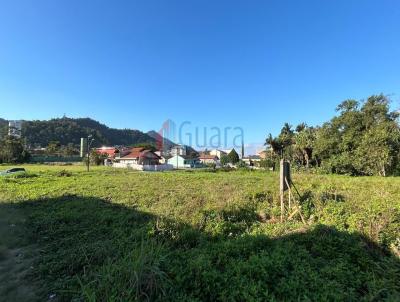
[227,149,240,164]
[0,136,31,163]
[266,94,400,176]
[293,124,316,168]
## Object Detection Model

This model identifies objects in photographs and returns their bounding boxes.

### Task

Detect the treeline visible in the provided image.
[0,117,158,148]
[265,94,400,176]
[20,117,157,147]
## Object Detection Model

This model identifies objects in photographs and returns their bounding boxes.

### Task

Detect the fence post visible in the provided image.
[280,160,291,222]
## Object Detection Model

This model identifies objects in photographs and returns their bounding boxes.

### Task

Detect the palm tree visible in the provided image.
[294,127,315,168]
[265,133,282,157]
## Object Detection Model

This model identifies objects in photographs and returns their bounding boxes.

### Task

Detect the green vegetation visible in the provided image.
[0,165,399,301]
[227,149,240,164]
[0,117,160,148]
[0,136,31,163]
[266,94,400,176]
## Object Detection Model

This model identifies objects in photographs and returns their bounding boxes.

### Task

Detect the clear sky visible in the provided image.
[1,0,399,152]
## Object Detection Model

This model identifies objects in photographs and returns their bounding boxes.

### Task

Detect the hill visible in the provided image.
[146,130,176,150]
[0,117,172,148]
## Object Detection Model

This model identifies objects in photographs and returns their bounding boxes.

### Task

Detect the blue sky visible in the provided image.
[1,0,399,152]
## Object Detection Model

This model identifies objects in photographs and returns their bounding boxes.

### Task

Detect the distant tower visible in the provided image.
[8,120,22,138]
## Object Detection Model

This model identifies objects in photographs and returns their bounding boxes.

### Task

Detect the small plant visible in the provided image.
[56,169,72,177]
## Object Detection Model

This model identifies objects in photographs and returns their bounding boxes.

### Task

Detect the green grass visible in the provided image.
[0,164,399,301]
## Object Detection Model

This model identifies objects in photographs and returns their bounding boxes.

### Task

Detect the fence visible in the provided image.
[113,162,174,171]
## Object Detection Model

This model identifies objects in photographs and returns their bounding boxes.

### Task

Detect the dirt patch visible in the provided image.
[0,204,42,302]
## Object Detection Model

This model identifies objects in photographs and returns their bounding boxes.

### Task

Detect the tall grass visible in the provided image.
[80,240,170,302]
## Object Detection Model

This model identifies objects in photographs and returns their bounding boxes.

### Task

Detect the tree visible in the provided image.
[355,122,400,176]
[46,141,61,155]
[266,94,400,176]
[228,149,240,164]
[265,134,283,157]
[336,99,359,113]
[61,143,78,156]
[220,155,229,166]
[0,136,31,163]
[278,123,294,159]
[294,125,315,168]
[236,160,247,168]
[88,150,108,166]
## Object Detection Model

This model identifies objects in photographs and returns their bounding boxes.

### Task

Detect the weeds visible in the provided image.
[0,165,399,300]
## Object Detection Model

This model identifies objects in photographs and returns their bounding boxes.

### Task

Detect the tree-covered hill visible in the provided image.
[0,117,164,148]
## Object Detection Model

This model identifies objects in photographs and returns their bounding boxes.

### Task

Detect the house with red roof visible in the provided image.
[116,147,161,166]
[95,147,119,158]
[199,154,219,165]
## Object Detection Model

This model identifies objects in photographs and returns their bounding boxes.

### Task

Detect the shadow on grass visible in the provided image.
[2,195,399,301]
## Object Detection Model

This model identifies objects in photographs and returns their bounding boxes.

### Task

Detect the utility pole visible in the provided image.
[86,136,90,172]
[81,135,94,172]
[241,139,245,159]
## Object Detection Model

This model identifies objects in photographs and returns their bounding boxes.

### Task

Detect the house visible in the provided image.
[113,147,173,171]
[199,154,219,165]
[258,148,273,159]
[117,147,160,165]
[154,151,167,164]
[242,155,262,166]
[168,155,201,169]
[209,149,227,159]
[170,145,199,158]
[95,147,119,158]
[170,145,188,156]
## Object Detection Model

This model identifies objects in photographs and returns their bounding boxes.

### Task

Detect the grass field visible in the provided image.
[0,164,399,301]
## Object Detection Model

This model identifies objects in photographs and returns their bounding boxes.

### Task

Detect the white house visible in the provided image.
[168,155,200,169]
[170,145,188,156]
[199,154,219,165]
[113,147,173,171]
[8,120,22,138]
[242,155,262,166]
[209,149,227,159]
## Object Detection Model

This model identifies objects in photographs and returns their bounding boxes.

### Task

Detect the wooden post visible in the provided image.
[280,160,291,222]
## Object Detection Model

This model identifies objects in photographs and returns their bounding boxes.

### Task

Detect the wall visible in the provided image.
[113,162,173,171]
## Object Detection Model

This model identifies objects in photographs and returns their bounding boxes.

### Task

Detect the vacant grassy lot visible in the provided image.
[0,164,399,301]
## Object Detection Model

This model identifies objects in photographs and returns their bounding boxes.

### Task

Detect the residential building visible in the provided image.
[95,147,119,158]
[209,149,227,159]
[170,144,187,156]
[117,147,160,165]
[258,148,273,159]
[242,155,262,166]
[199,154,219,165]
[8,120,22,138]
[168,155,200,169]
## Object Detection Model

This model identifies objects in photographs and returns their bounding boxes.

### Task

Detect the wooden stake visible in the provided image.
[280,190,284,222]
[285,177,291,210]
